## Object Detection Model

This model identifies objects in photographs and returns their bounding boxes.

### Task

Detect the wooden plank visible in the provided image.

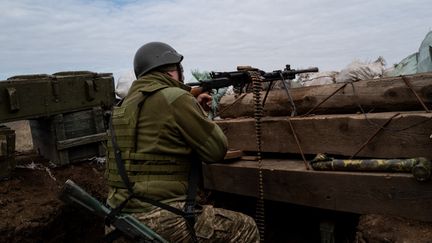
[30,108,108,165]
[56,132,107,150]
[216,112,432,159]
[92,107,107,157]
[0,126,15,179]
[203,159,432,222]
[219,73,432,118]
[224,149,243,160]
[53,114,69,165]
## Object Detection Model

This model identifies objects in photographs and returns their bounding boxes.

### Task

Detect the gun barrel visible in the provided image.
[187,82,201,87]
[295,67,319,73]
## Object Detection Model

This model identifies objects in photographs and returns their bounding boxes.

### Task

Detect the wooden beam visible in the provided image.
[56,132,107,150]
[216,112,432,159]
[203,159,432,222]
[218,73,432,118]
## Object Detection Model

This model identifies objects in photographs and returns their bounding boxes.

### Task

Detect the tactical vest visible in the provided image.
[106,86,192,189]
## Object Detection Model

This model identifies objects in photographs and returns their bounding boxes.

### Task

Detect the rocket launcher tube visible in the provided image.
[59,179,168,243]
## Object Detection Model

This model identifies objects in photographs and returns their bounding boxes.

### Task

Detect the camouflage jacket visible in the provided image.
[106,72,227,212]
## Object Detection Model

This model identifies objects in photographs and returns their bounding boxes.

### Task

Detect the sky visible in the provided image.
[1,0,431,83]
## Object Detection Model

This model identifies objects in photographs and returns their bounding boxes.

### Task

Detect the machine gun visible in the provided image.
[188,65,318,92]
[188,65,318,116]
[59,179,168,243]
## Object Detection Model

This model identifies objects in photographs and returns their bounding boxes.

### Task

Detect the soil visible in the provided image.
[356,214,432,243]
[0,154,107,243]
[2,154,432,243]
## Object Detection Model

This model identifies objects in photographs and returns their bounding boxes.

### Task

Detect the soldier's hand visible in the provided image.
[190,87,204,97]
[196,92,212,111]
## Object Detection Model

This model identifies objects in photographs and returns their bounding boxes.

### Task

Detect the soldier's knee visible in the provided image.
[237,214,260,242]
[243,214,259,229]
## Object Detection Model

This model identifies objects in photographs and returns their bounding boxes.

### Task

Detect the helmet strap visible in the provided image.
[177,63,184,83]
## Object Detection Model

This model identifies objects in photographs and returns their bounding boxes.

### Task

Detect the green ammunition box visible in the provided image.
[0,71,115,123]
[30,107,107,166]
[0,126,16,179]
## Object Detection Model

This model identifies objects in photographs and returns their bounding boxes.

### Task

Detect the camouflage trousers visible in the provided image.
[106,202,260,243]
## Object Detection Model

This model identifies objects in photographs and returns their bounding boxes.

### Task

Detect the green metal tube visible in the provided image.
[59,179,168,243]
[60,179,111,218]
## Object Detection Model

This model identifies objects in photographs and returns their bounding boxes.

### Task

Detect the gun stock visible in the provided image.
[60,179,168,243]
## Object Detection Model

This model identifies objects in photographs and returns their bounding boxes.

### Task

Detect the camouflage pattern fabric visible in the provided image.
[311,153,429,172]
[107,202,259,243]
[311,158,425,172]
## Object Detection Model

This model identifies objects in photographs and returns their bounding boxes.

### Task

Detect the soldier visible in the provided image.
[105,42,259,242]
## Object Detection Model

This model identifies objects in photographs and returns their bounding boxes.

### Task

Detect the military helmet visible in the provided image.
[133,42,183,78]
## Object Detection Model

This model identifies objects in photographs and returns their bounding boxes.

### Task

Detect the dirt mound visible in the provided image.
[0,155,107,243]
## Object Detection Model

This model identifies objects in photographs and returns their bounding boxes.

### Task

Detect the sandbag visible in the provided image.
[298,71,338,86]
[335,57,385,83]
[115,70,135,98]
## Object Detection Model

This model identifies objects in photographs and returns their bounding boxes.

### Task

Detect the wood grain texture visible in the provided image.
[216,112,432,159]
[218,73,432,118]
[203,159,432,222]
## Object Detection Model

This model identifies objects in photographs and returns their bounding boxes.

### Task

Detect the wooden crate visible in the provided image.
[0,125,15,179]
[0,71,115,123]
[30,107,107,166]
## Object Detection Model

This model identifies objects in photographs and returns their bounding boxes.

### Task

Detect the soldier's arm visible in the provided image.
[173,93,228,163]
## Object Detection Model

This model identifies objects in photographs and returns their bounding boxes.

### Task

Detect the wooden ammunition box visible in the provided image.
[0,126,16,179]
[0,71,115,123]
[30,107,107,166]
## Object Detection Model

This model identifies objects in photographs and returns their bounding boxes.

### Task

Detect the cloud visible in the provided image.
[0,0,431,82]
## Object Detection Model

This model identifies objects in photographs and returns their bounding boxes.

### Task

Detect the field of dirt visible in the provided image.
[356,214,432,243]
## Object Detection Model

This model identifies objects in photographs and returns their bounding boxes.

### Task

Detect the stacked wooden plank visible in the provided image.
[216,73,432,159]
[205,72,432,222]
[203,159,432,222]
